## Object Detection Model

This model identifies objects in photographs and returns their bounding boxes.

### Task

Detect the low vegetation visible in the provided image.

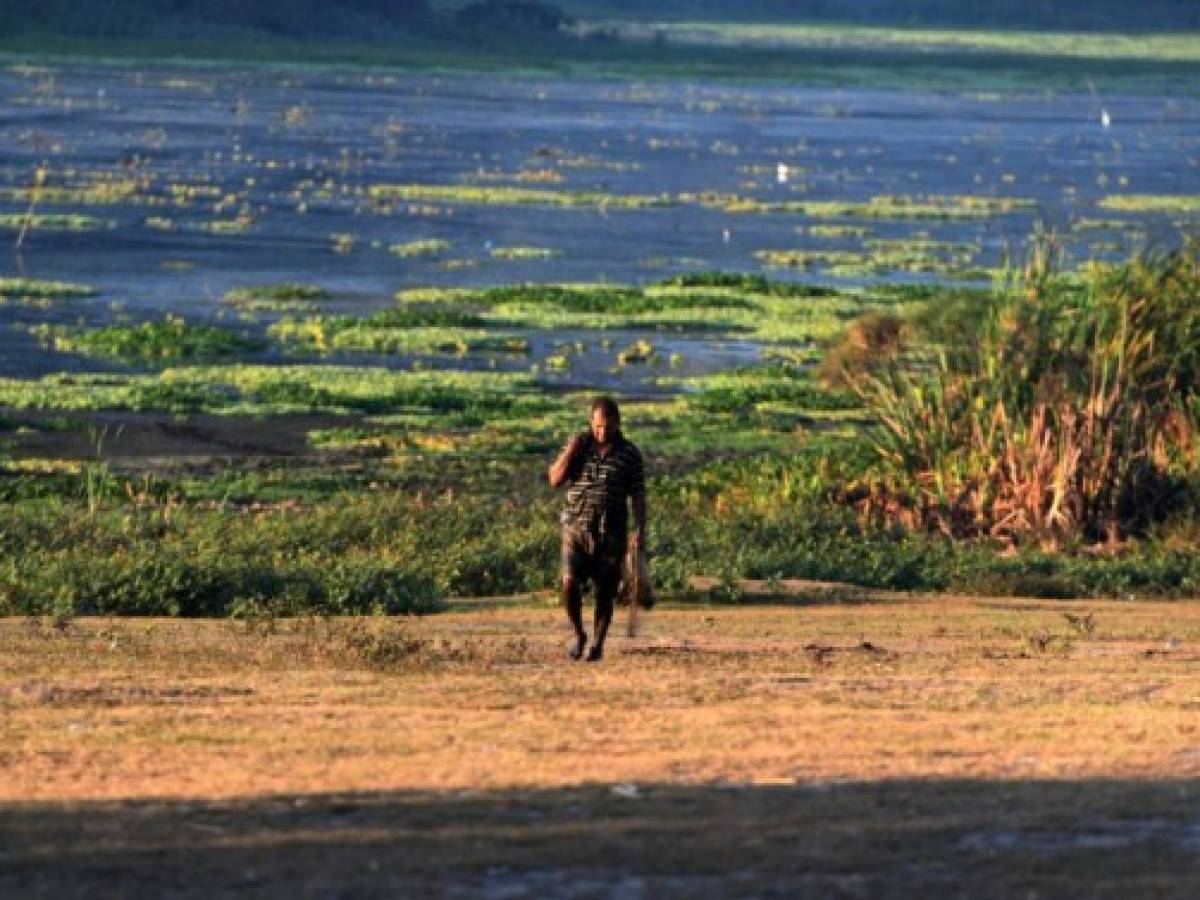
[4,245,1200,613]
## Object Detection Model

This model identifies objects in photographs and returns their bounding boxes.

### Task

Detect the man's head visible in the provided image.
[590,396,621,446]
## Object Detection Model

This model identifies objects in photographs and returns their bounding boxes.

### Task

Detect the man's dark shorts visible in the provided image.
[561,526,624,599]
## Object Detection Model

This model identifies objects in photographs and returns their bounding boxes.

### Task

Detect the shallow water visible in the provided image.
[0,62,1196,387]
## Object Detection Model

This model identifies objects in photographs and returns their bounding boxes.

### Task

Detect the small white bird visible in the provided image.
[1101,108,1112,129]
[776,162,790,184]
[722,228,731,243]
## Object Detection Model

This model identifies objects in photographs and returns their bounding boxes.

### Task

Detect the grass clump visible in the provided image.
[838,238,1200,544]
[680,366,859,414]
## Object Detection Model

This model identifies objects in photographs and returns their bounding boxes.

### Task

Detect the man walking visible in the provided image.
[547,396,646,662]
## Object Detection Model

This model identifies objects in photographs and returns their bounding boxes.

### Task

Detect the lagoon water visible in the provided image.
[0,62,1196,384]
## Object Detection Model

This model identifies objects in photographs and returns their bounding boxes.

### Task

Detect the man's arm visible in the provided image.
[548,434,586,489]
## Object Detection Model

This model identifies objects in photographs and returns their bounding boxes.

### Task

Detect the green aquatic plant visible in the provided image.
[0,277,95,299]
[0,213,112,230]
[681,192,1034,219]
[490,246,561,260]
[0,178,143,206]
[34,316,266,363]
[754,243,985,278]
[796,194,1036,220]
[223,283,337,311]
[807,225,871,238]
[194,217,254,235]
[616,339,654,365]
[0,365,540,416]
[368,184,669,209]
[389,238,452,258]
[270,318,527,356]
[1098,195,1200,213]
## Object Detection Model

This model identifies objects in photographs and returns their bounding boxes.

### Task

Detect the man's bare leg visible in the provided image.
[588,588,614,662]
[563,576,587,660]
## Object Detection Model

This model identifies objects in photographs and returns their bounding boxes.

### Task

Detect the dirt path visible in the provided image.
[4,598,1200,896]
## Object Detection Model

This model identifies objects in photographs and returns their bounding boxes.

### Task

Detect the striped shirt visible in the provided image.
[562,433,645,538]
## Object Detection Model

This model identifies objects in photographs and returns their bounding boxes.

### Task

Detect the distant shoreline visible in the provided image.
[2,27,1199,95]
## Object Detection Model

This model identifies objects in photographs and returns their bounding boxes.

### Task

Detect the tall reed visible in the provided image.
[841,238,1200,544]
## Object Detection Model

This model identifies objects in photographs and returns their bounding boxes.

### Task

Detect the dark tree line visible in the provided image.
[0,0,435,39]
[4,0,1191,50]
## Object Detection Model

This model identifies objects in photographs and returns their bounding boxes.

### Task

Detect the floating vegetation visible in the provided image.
[678,191,1034,219]
[33,316,265,363]
[389,276,855,341]
[270,313,528,356]
[368,184,669,209]
[807,225,871,238]
[0,277,95,300]
[194,217,254,235]
[0,366,540,416]
[472,284,757,316]
[0,178,144,206]
[0,213,112,231]
[617,339,655,365]
[223,283,337,312]
[1098,195,1200,213]
[268,305,529,355]
[389,238,452,258]
[490,246,561,260]
[795,194,1036,219]
[755,240,986,278]
[472,167,565,184]
[551,154,640,172]
[331,233,356,254]
[1071,218,1134,231]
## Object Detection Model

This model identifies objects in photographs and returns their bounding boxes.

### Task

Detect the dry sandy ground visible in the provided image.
[4,597,1200,897]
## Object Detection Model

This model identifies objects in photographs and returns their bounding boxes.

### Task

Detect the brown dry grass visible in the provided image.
[4,598,1200,897]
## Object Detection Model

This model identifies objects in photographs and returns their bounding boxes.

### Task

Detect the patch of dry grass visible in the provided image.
[6,600,1200,896]
[4,599,1200,803]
